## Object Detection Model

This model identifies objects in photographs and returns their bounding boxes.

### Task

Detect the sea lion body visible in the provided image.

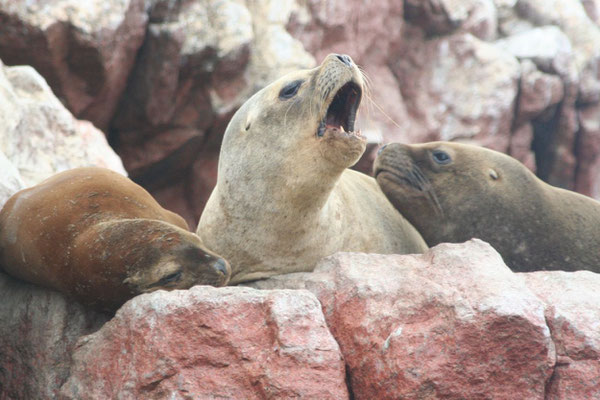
[0,167,230,311]
[198,54,426,284]
[374,141,600,272]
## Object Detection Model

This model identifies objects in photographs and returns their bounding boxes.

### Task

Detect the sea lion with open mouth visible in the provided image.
[198,54,427,284]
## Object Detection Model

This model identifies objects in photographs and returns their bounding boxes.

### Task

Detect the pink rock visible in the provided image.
[0,0,148,130]
[509,123,536,172]
[250,240,556,399]
[575,102,600,199]
[60,286,348,400]
[516,60,564,125]
[0,273,108,400]
[392,32,520,153]
[522,271,600,399]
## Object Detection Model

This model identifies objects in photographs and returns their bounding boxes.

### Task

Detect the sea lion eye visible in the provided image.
[432,150,451,165]
[279,80,303,99]
[159,270,182,284]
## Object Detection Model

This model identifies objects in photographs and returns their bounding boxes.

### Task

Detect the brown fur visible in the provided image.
[374,141,600,272]
[0,167,230,311]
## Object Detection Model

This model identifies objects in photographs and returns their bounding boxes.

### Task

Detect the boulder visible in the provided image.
[0,58,125,197]
[575,102,600,199]
[0,0,148,130]
[522,271,600,399]
[392,32,520,153]
[60,286,348,399]
[249,240,556,399]
[0,273,109,400]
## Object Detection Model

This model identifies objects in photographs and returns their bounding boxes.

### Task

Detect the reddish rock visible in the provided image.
[0,58,125,193]
[250,240,556,399]
[0,0,148,130]
[392,32,520,153]
[516,59,564,125]
[60,286,348,400]
[522,271,600,399]
[509,123,536,171]
[575,102,600,199]
[0,273,108,400]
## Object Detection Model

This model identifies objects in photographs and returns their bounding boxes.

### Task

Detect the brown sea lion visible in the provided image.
[198,54,427,284]
[374,141,600,272]
[0,167,230,311]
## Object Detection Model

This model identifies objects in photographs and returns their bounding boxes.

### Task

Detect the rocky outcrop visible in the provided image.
[3,240,599,399]
[0,274,109,400]
[2,0,599,225]
[60,286,348,399]
[0,58,125,207]
[249,240,556,399]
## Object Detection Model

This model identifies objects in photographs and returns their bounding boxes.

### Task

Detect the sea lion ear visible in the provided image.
[488,169,499,180]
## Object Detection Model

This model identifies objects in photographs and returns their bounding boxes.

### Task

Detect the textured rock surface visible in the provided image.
[0,0,148,130]
[60,286,348,400]
[523,271,600,400]
[0,273,109,400]
[2,0,600,223]
[249,240,556,399]
[0,58,125,200]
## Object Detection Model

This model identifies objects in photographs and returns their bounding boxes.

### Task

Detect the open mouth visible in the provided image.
[317,81,362,137]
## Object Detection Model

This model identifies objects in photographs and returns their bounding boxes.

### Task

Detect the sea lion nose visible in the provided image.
[336,54,353,67]
[378,144,389,155]
[212,258,230,276]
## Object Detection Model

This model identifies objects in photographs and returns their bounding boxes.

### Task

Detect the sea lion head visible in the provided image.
[110,220,231,294]
[373,141,536,243]
[219,54,366,190]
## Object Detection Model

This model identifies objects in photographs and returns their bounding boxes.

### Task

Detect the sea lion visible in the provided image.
[0,167,230,311]
[198,53,427,284]
[373,141,600,272]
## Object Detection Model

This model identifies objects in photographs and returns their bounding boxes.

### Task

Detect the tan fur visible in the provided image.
[374,141,600,272]
[0,167,230,311]
[198,54,427,284]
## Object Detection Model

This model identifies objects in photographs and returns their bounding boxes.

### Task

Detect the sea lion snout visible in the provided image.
[335,54,353,67]
[212,258,230,279]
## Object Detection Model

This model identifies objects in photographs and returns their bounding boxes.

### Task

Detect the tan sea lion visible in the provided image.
[198,54,427,284]
[374,141,600,272]
[0,167,231,311]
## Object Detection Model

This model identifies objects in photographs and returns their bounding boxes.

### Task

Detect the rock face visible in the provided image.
[0,58,126,207]
[250,240,556,399]
[60,286,348,400]
[0,273,109,400]
[2,0,599,225]
[2,241,600,398]
[523,271,600,399]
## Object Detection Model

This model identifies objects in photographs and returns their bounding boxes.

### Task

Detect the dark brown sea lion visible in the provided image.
[198,54,427,284]
[0,167,230,311]
[374,141,600,272]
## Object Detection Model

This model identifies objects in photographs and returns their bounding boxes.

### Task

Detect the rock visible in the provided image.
[575,102,600,199]
[582,0,600,25]
[522,271,600,399]
[0,149,24,207]
[0,59,126,192]
[509,122,536,171]
[404,0,498,40]
[0,273,109,400]
[392,32,520,153]
[0,0,148,130]
[516,59,564,124]
[61,286,348,400]
[515,0,600,103]
[249,240,556,399]
[494,26,577,80]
